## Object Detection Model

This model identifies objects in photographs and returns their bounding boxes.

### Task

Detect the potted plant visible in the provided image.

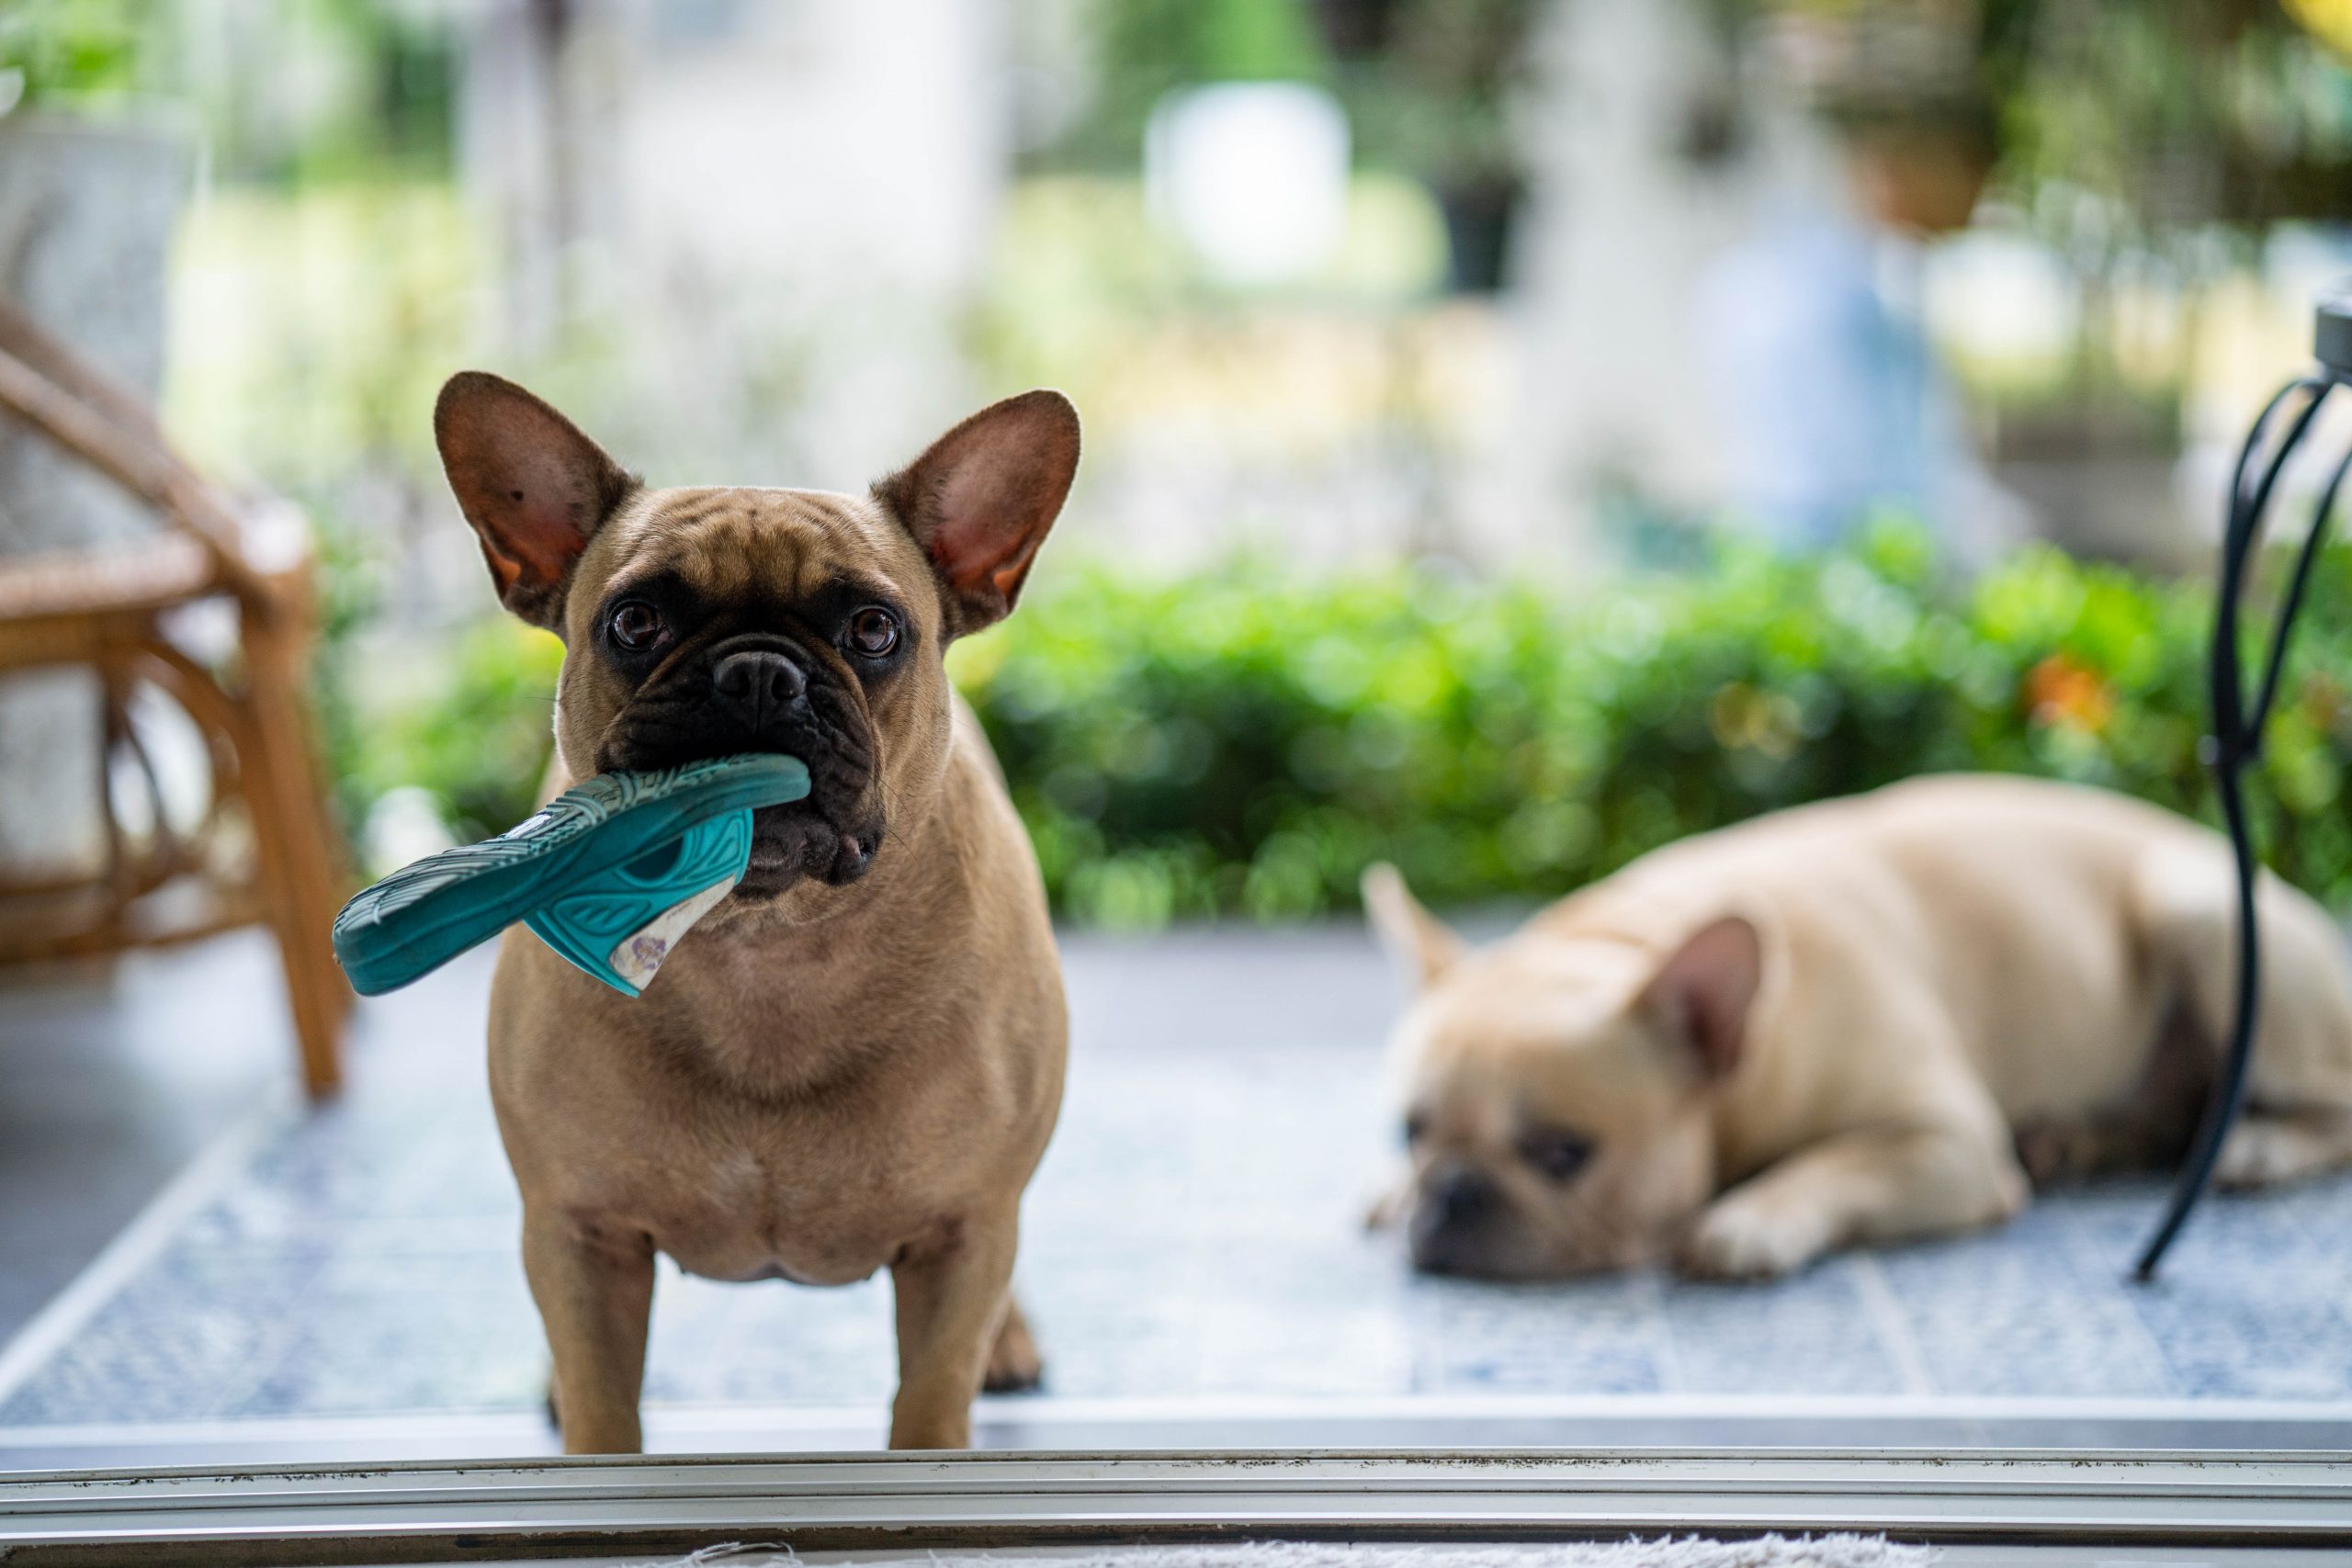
[1316,0,1540,292]
[0,2,189,881]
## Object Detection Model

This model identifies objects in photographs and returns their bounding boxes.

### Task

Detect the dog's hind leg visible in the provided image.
[2133,840,2352,1189]
[2214,1110,2352,1189]
[982,1294,1044,1393]
[2015,1003,2211,1186]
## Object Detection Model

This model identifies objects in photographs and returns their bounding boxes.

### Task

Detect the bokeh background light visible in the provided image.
[6,0,2352,927]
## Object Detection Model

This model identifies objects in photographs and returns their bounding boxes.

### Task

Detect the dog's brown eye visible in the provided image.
[1517,1130,1592,1182]
[1402,1112,1428,1145]
[847,606,899,658]
[608,600,665,651]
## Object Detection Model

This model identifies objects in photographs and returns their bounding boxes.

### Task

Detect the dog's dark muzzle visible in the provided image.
[1407,1164,1508,1276]
[597,633,886,891]
[747,801,882,887]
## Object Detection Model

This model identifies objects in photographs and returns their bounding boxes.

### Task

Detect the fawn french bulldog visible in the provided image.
[435,372,1076,1450]
[1366,774,2352,1280]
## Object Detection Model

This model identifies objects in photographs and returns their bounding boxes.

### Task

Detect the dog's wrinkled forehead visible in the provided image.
[1406,948,1686,1124]
[593,486,920,606]
[1421,947,1650,1060]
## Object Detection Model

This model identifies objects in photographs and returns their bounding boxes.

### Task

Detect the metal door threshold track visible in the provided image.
[6,1449,2352,1565]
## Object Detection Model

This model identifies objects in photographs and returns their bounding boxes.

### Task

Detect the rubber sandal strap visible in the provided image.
[331,753,809,995]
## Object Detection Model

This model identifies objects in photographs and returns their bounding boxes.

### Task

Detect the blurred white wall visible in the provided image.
[0,116,191,878]
[458,0,1011,491]
[1496,0,1841,557]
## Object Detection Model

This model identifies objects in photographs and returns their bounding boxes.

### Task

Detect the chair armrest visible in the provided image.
[0,328,274,607]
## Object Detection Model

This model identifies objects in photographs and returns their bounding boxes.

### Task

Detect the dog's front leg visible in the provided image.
[1682,1119,2026,1280]
[888,1204,1020,1450]
[522,1210,656,1453]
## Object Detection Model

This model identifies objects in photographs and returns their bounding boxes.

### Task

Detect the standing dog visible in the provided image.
[434,372,1076,1450]
[1365,774,2352,1280]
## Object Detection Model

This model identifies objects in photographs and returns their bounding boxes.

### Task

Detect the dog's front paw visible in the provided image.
[2015,1121,2096,1186]
[1679,1197,1829,1280]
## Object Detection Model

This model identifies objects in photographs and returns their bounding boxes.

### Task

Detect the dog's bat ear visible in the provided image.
[435,372,636,633]
[876,389,1080,638]
[1640,915,1761,1079]
[1363,863,1464,987]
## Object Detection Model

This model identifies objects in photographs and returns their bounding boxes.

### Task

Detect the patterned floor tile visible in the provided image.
[5,928,2349,1425]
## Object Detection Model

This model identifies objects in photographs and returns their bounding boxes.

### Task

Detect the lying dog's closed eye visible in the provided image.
[1514,1127,1596,1181]
[1367,776,2352,1281]
[435,371,1078,1450]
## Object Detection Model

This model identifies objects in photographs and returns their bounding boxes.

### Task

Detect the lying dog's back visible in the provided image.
[1554,775,2223,1121]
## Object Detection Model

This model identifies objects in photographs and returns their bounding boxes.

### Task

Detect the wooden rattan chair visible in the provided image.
[0,295,350,1097]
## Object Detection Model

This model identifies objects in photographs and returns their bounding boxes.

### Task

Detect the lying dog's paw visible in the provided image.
[2014,1122,2089,1187]
[1679,1197,1827,1280]
[2214,1116,2346,1190]
[982,1303,1045,1394]
[1363,1179,1410,1233]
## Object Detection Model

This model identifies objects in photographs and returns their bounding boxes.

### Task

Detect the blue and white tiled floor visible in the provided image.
[4,925,2351,1447]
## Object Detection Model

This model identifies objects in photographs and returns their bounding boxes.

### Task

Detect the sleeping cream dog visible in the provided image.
[435,372,1076,1450]
[1365,774,2352,1280]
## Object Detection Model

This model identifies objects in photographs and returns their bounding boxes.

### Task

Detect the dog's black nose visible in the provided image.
[1408,1166,1504,1276]
[711,649,808,728]
[1424,1164,1499,1232]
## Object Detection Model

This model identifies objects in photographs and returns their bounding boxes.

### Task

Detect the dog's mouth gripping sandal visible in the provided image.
[331,752,810,998]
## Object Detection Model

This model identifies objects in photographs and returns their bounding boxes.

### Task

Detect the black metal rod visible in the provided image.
[2135,373,2338,1279]
[2136,723,2264,1279]
[2250,444,2347,739]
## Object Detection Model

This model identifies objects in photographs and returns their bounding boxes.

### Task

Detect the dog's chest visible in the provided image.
[639,1130,938,1287]
[512,1028,1028,1289]
[488,868,1061,1292]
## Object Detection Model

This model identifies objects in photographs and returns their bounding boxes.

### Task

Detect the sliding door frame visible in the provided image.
[6,1448,2351,1565]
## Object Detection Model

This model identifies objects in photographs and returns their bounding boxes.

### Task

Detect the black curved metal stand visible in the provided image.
[2135,291,2352,1279]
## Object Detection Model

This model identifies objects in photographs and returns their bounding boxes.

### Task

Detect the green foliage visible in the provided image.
[329,527,2352,927]
[1991,0,2352,233]
[166,185,481,487]
[1,0,454,183]
[337,618,564,848]
[212,0,458,184]
[0,0,147,106]
[1330,0,1541,193]
[1052,0,1329,170]
[953,526,2352,926]
[1042,0,1537,195]
[1727,0,2352,235]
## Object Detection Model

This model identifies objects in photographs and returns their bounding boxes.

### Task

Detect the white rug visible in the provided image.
[629,1537,1930,1567]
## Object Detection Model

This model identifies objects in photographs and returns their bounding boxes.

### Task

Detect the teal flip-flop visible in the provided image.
[331,752,811,998]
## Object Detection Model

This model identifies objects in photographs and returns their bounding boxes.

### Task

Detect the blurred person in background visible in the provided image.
[1697,11,2019,561]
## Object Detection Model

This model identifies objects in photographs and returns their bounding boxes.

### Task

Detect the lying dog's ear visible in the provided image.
[1640,915,1761,1079]
[1363,863,1464,987]
[876,389,1080,638]
[435,371,637,632]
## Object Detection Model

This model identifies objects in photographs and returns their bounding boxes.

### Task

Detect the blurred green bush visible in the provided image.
[328,612,566,850]
[329,525,2352,927]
